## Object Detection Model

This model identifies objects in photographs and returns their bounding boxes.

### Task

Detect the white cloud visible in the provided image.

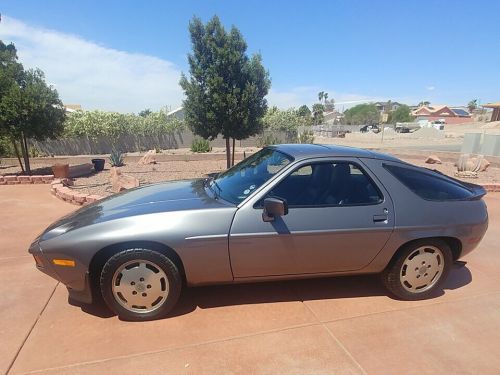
[0,16,183,113]
[426,85,436,91]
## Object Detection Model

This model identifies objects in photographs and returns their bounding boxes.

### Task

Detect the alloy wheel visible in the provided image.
[111,259,169,313]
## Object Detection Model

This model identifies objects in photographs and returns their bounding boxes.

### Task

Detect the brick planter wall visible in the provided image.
[50,179,103,206]
[0,175,54,185]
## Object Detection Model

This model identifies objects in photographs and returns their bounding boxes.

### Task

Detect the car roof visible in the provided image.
[270,144,401,162]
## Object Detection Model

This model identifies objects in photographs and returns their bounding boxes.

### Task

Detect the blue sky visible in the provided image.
[1,0,499,112]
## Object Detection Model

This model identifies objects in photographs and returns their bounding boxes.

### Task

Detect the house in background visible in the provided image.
[323,110,344,125]
[412,104,473,124]
[63,104,82,113]
[374,101,402,113]
[483,102,500,122]
[374,101,405,123]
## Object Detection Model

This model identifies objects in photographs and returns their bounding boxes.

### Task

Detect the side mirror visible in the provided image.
[262,197,288,222]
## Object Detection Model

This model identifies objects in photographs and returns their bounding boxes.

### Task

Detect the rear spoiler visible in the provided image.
[457,180,487,200]
[430,169,487,200]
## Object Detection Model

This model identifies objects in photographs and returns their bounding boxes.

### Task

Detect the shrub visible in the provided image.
[63,109,185,139]
[191,137,211,153]
[0,136,15,157]
[263,107,311,131]
[109,150,125,167]
[297,130,315,144]
[257,133,280,147]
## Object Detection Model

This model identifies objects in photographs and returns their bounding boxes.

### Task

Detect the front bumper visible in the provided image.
[28,240,93,304]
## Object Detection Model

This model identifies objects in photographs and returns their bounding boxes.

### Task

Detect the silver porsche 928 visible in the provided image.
[29,144,488,321]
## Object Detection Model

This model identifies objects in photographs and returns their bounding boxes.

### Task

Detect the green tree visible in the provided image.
[297,104,311,117]
[387,104,413,123]
[0,41,24,163]
[138,108,152,117]
[180,16,271,168]
[467,99,478,113]
[418,100,430,107]
[343,103,380,125]
[312,103,325,125]
[0,42,65,174]
[318,91,325,103]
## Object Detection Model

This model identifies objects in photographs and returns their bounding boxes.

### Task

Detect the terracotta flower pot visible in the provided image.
[52,163,70,179]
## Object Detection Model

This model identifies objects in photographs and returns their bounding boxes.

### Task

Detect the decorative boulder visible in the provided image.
[110,167,139,193]
[425,155,442,164]
[478,158,490,172]
[138,150,157,165]
[68,163,94,178]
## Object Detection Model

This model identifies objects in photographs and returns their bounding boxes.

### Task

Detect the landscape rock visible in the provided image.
[425,155,442,164]
[110,167,139,193]
[477,157,490,172]
[68,163,94,178]
[138,150,157,165]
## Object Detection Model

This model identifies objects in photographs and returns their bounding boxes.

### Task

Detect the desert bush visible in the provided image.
[109,150,125,167]
[191,137,211,153]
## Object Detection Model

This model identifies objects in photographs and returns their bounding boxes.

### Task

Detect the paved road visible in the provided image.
[1,185,500,374]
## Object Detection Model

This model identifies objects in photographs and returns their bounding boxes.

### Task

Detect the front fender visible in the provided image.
[39,208,237,290]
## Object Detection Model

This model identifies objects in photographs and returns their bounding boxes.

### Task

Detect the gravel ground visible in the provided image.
[71,159,228,196]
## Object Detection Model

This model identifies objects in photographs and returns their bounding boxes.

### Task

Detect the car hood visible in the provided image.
[41,179,229,241]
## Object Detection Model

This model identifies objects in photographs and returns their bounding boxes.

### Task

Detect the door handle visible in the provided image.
[373,214,388,223]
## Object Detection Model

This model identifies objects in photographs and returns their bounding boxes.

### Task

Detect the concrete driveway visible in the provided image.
[1,184,500,374]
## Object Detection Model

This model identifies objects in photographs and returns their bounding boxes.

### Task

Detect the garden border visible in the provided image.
[50,179,103,205]
[0,175,54,185]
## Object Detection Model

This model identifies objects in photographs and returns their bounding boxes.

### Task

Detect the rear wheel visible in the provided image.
[100,248,182,321]
[381,239,452,300]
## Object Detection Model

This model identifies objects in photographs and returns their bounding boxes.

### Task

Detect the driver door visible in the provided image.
[228,158,394,278]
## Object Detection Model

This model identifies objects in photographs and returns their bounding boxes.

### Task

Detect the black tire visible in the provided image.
[100,248,182,321]
[381,239,452,300]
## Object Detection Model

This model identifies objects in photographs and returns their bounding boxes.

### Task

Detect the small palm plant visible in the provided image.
[109,150,124,167]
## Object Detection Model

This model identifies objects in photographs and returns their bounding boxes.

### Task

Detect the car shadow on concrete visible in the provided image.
[71,263,472,320]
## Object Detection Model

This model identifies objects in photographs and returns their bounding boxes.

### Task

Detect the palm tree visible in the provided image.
[467,99,478,113]
[318,91,324,103]
[324,92,328,103]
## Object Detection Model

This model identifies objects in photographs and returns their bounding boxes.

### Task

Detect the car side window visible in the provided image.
[268,161,383,207]
[384,164,474,200]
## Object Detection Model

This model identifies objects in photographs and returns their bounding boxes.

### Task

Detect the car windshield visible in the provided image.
[212,148,293,204]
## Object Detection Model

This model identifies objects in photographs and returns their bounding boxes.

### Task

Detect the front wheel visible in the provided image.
[381,240,452,300]
[100,248,182,321]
